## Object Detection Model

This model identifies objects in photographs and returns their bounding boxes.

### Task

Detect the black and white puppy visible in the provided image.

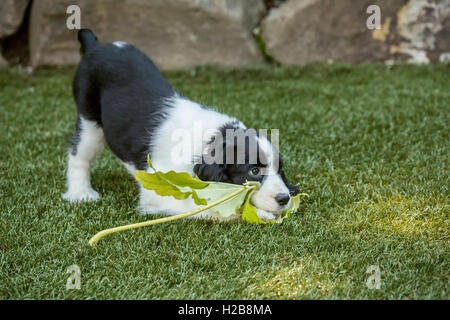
[62,29,299,221]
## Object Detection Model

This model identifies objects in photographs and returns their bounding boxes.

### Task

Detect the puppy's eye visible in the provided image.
[249,167,260,177]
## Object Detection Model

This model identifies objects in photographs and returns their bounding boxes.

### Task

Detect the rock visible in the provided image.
[261,0,450,65]
[29,0,265,69]
[0,0,29,38]
[390,0,450,63]
[0,53,8,68]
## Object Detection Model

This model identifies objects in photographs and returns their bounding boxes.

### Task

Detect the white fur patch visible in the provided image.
[249,135,291,213]
[112,41,128,48]
[122,162,137,176]
[149,94,243,174]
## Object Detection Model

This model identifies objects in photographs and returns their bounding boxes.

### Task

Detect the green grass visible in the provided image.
[0,63,449,299]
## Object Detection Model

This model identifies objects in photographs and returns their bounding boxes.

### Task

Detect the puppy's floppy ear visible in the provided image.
[194,163,230,183]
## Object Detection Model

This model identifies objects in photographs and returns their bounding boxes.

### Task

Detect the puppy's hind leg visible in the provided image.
[62,116,104,202]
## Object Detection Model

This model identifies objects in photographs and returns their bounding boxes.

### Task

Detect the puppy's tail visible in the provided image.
[78,29,98,55]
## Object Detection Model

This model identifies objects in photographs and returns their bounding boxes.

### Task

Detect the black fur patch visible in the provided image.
[72,37,175,170]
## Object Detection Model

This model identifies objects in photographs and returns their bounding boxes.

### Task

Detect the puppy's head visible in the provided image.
[194,126,299,214]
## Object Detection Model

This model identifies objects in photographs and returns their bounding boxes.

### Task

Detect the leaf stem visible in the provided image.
[88,184,255,246]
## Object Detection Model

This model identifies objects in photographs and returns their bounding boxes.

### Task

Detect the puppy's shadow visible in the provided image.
[91,167,139,203]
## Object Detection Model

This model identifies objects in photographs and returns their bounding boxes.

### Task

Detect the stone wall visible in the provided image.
[0,0,449,69]
[262,0,450,64]
[0,0,29,66]
[29,0,265,69]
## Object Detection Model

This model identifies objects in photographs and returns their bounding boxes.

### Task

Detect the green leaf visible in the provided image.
[195,182,250,218]
[146,155,209,190]
[135,156,209,205]
[241,192,307,224]
[190,190,208,206]
[135,170,190,200]
[136,155,305,223]
[278,193,306,222]
[240,188,264,224]
[160,171,209,189]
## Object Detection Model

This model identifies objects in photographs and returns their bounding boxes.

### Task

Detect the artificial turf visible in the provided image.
[0,63,448,299]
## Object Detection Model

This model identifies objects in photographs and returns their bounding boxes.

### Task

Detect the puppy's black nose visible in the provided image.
[275,193,290,206]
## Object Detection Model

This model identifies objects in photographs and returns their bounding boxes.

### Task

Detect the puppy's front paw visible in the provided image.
[257,209,277,222]
[62,188,100,202]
